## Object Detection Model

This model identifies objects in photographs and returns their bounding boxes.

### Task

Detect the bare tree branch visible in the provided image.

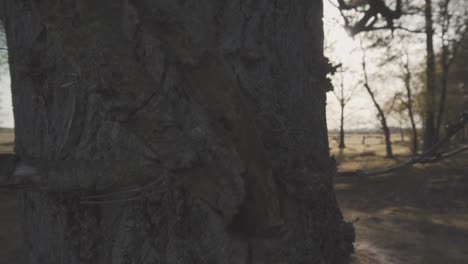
[335,0,404,35]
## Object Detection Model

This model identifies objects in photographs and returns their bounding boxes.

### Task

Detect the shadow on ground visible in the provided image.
[336,153,468,264]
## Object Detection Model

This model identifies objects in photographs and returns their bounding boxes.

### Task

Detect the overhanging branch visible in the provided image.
[337,111,468,177]
[336,0,404,36]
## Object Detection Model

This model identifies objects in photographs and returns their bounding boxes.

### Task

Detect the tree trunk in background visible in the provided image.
[335,71,347,149]
[423,0,437,152]
[399,125,405,142]
[382,124,393,158]
[408,104,419,155]
[364,81,393,158]
[435,0,450,143]
[2,1,353,263]
[435,46,448,142]
[402,58,418,155]
[465,47,468,144]
[361,55,393,158]
[339,101,346,149]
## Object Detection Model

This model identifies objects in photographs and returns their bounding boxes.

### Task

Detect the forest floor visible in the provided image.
[331,133,468,264]
[1,132,467,263]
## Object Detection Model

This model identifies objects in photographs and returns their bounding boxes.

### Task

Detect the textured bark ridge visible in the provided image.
[3,0,353,263]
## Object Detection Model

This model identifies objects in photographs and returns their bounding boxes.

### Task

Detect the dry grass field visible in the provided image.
[331,133,468,264]
[0,131,13,154]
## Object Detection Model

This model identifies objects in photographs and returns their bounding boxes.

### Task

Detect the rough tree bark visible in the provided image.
[1,1,353,264]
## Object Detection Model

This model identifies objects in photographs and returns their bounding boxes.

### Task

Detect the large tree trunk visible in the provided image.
[1,1,353,263]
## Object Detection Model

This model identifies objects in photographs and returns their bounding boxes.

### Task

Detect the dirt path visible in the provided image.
[352,240,399,264]
[336,161,468,264]
[344,207,468,264]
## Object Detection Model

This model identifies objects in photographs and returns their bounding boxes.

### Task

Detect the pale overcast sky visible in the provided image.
[323,1,427,131]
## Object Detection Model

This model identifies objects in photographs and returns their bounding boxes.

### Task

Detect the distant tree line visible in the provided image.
[330,0,467,157]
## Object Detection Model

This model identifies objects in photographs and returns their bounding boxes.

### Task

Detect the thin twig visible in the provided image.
[81,177,166,201]
[80,196,142,205]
